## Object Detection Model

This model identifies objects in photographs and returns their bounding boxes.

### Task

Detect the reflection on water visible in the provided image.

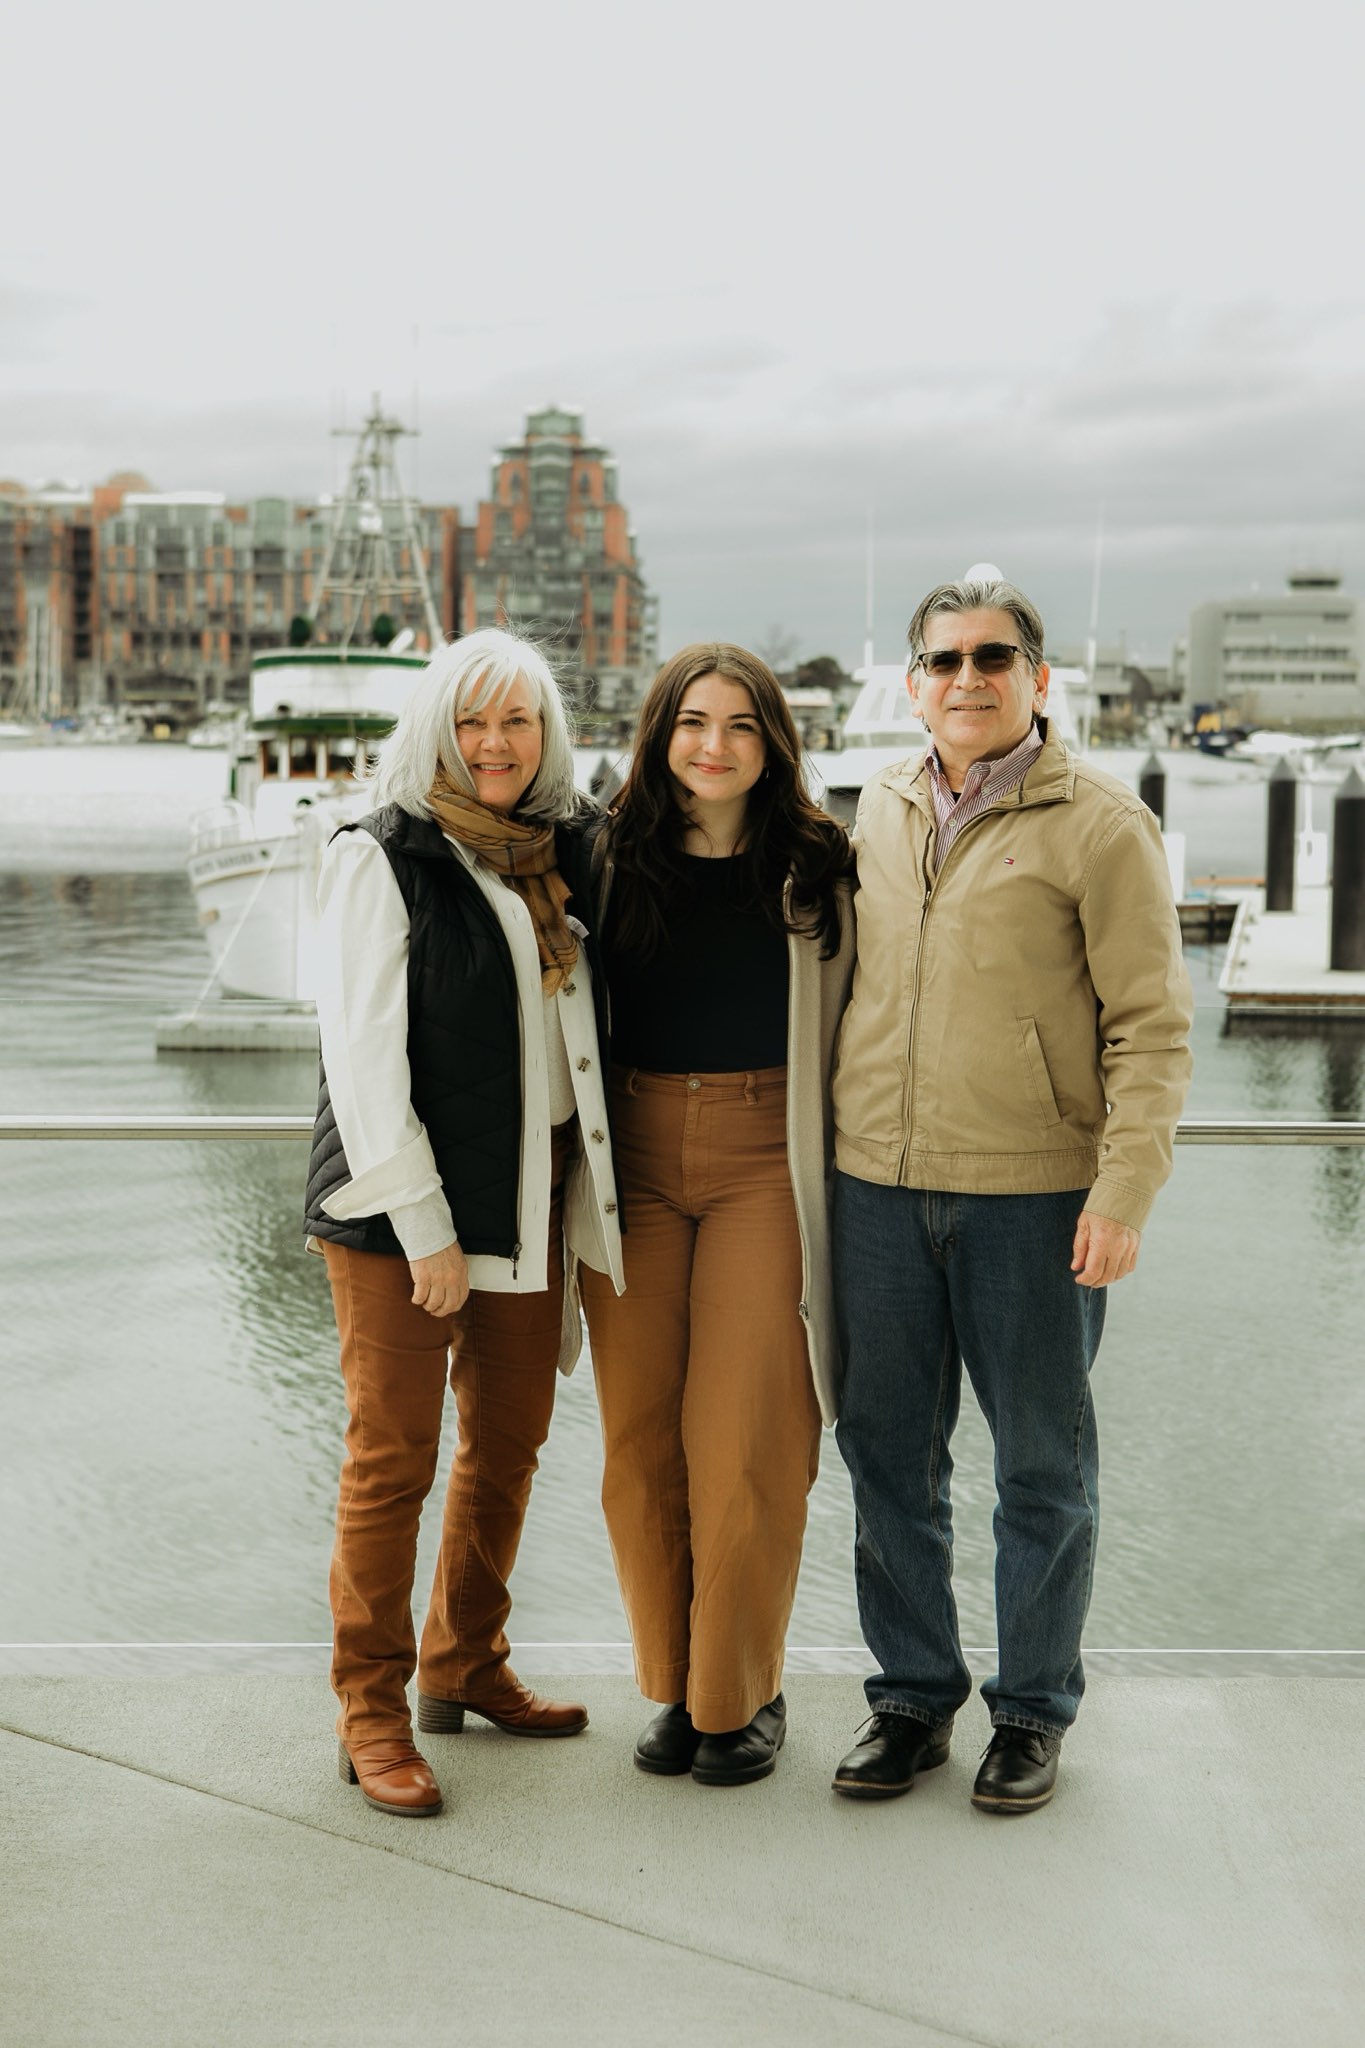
[1318,1037,1365,1248]
[1235,1023,1365,1247]
[2,815,1363,1666]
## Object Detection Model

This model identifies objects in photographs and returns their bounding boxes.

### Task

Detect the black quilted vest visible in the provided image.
[304,804,594,1260]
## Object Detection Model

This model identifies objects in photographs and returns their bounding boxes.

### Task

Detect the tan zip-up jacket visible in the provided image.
[832,723,1193,1231]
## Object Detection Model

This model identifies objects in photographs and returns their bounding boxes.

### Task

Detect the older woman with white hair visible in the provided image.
[303,627,623,1818]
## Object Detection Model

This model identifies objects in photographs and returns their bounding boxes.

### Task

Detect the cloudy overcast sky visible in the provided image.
[5,0,1363,665]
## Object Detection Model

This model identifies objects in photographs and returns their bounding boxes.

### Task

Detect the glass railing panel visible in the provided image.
[1,1131,1361,1674]
[3,807,1364,1676]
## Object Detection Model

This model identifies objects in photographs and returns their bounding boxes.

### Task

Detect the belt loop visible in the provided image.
[626,1068,640,1097]
[744,1070,757,1105]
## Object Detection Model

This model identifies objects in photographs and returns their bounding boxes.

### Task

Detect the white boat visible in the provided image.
[0,719,43,747]
[187,647,428,999]
[805,661,1079,822]
[185,399,440,1002]
[186,709,244,750]
[53,707,147,745]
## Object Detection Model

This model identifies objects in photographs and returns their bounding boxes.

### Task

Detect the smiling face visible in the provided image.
[666,672,767,811]
[908,606,1049,788]
[454,681,544,810]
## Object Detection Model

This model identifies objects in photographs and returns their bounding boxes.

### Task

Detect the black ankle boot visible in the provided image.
[690,1696,786,1786]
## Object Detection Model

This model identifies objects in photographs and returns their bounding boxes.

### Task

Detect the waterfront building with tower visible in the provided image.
[1,403,656,736]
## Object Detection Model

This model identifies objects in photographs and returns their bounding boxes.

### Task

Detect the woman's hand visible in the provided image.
[408,1241,471,1319]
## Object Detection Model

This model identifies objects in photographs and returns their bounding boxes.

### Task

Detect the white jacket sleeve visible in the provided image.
[314,830,457,1259]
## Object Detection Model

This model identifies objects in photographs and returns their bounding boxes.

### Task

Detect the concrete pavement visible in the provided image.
[2,1672,1360,2047]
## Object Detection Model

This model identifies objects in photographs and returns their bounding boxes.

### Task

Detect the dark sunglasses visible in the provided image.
[915,642,1022,680]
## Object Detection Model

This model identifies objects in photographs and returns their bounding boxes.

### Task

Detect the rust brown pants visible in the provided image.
[581,1068,821,1735]
[323,1127,570,1743]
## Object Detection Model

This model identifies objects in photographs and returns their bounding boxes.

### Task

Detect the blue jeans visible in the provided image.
[833,1173,1105,1737]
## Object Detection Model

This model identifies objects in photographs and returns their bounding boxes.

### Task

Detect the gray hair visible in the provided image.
[370,627,581,823]
[907,577,1047,673]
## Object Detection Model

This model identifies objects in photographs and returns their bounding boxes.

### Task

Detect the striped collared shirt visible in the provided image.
[925,721,1045,870]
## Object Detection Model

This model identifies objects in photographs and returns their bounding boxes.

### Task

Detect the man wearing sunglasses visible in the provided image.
[829,571,1192,1815]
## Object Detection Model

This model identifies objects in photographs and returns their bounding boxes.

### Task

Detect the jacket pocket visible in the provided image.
[1017,1017,1063,1128]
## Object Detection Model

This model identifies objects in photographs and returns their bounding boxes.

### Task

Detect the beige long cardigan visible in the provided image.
[594,849,854,1425]
[783,878,855,1423]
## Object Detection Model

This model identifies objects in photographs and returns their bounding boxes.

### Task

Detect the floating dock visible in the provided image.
[1220,885,1365,1022]
[1177,895,1240,941]
[155,999,320,1053]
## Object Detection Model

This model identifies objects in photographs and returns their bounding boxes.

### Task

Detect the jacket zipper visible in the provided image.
[897,879,932,1182]
[896,791,1037,1181]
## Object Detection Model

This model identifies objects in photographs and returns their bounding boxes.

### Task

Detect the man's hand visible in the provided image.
[1071,1211,1140,1288]
[409,1241,470,1319]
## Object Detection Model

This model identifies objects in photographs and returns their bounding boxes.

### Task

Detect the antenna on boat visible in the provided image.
[1082,504,1105,751]
[309,395,442,651]
[410,323,421,504]
[864,503,875,672]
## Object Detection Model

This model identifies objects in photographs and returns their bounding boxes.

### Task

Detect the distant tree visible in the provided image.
[758,625,800,677]
[795,655,853,694]
[372,613,396,648]
[288,614,313,647]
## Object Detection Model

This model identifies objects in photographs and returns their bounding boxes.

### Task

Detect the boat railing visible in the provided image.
[3,1117,1364,1145]
[187,800,259,857]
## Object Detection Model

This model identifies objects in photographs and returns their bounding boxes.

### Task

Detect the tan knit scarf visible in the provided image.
[427,768,578,995]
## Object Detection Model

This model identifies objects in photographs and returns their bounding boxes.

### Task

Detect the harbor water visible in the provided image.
[1,744,1362,1670]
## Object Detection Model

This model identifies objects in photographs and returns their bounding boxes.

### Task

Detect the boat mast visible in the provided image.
[1082,505,1104,751]
[864,503,875,673]
[309,394,443,650]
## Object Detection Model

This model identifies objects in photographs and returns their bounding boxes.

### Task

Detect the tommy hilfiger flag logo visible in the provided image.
[1003,858,1016,866]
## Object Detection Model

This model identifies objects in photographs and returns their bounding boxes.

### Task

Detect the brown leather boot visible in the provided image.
[338,1737,444,1816]
[417,1683,588,1738]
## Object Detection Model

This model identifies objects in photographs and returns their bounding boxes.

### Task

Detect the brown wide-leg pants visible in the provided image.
[324,1125,571,1744]
[580,1068,821,1735]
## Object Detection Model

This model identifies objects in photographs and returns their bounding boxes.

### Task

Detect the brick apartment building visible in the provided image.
[0,483,98,718]
[463,405,658,729]
[0,476,459,728]
[2,404,656,732]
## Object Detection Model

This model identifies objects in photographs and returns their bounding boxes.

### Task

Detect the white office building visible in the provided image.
[1186,572,1362,726]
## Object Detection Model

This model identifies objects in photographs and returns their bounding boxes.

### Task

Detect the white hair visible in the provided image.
[370,628,581,823]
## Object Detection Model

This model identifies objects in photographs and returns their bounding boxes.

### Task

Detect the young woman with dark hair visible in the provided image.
[576,642,853,1788]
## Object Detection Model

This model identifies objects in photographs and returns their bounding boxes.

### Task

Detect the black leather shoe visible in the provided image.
[690,1696,786,1786]
[832,1712,953,1800]
[633,1703,702,1776]
[971,1726,1062,1813]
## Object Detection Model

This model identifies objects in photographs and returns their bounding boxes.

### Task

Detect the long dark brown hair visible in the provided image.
[605,642,850,958]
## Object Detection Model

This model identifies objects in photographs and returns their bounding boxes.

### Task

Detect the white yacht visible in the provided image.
[806,661,1079,822]
[187,647,427,999]
[185,400,439,1002]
